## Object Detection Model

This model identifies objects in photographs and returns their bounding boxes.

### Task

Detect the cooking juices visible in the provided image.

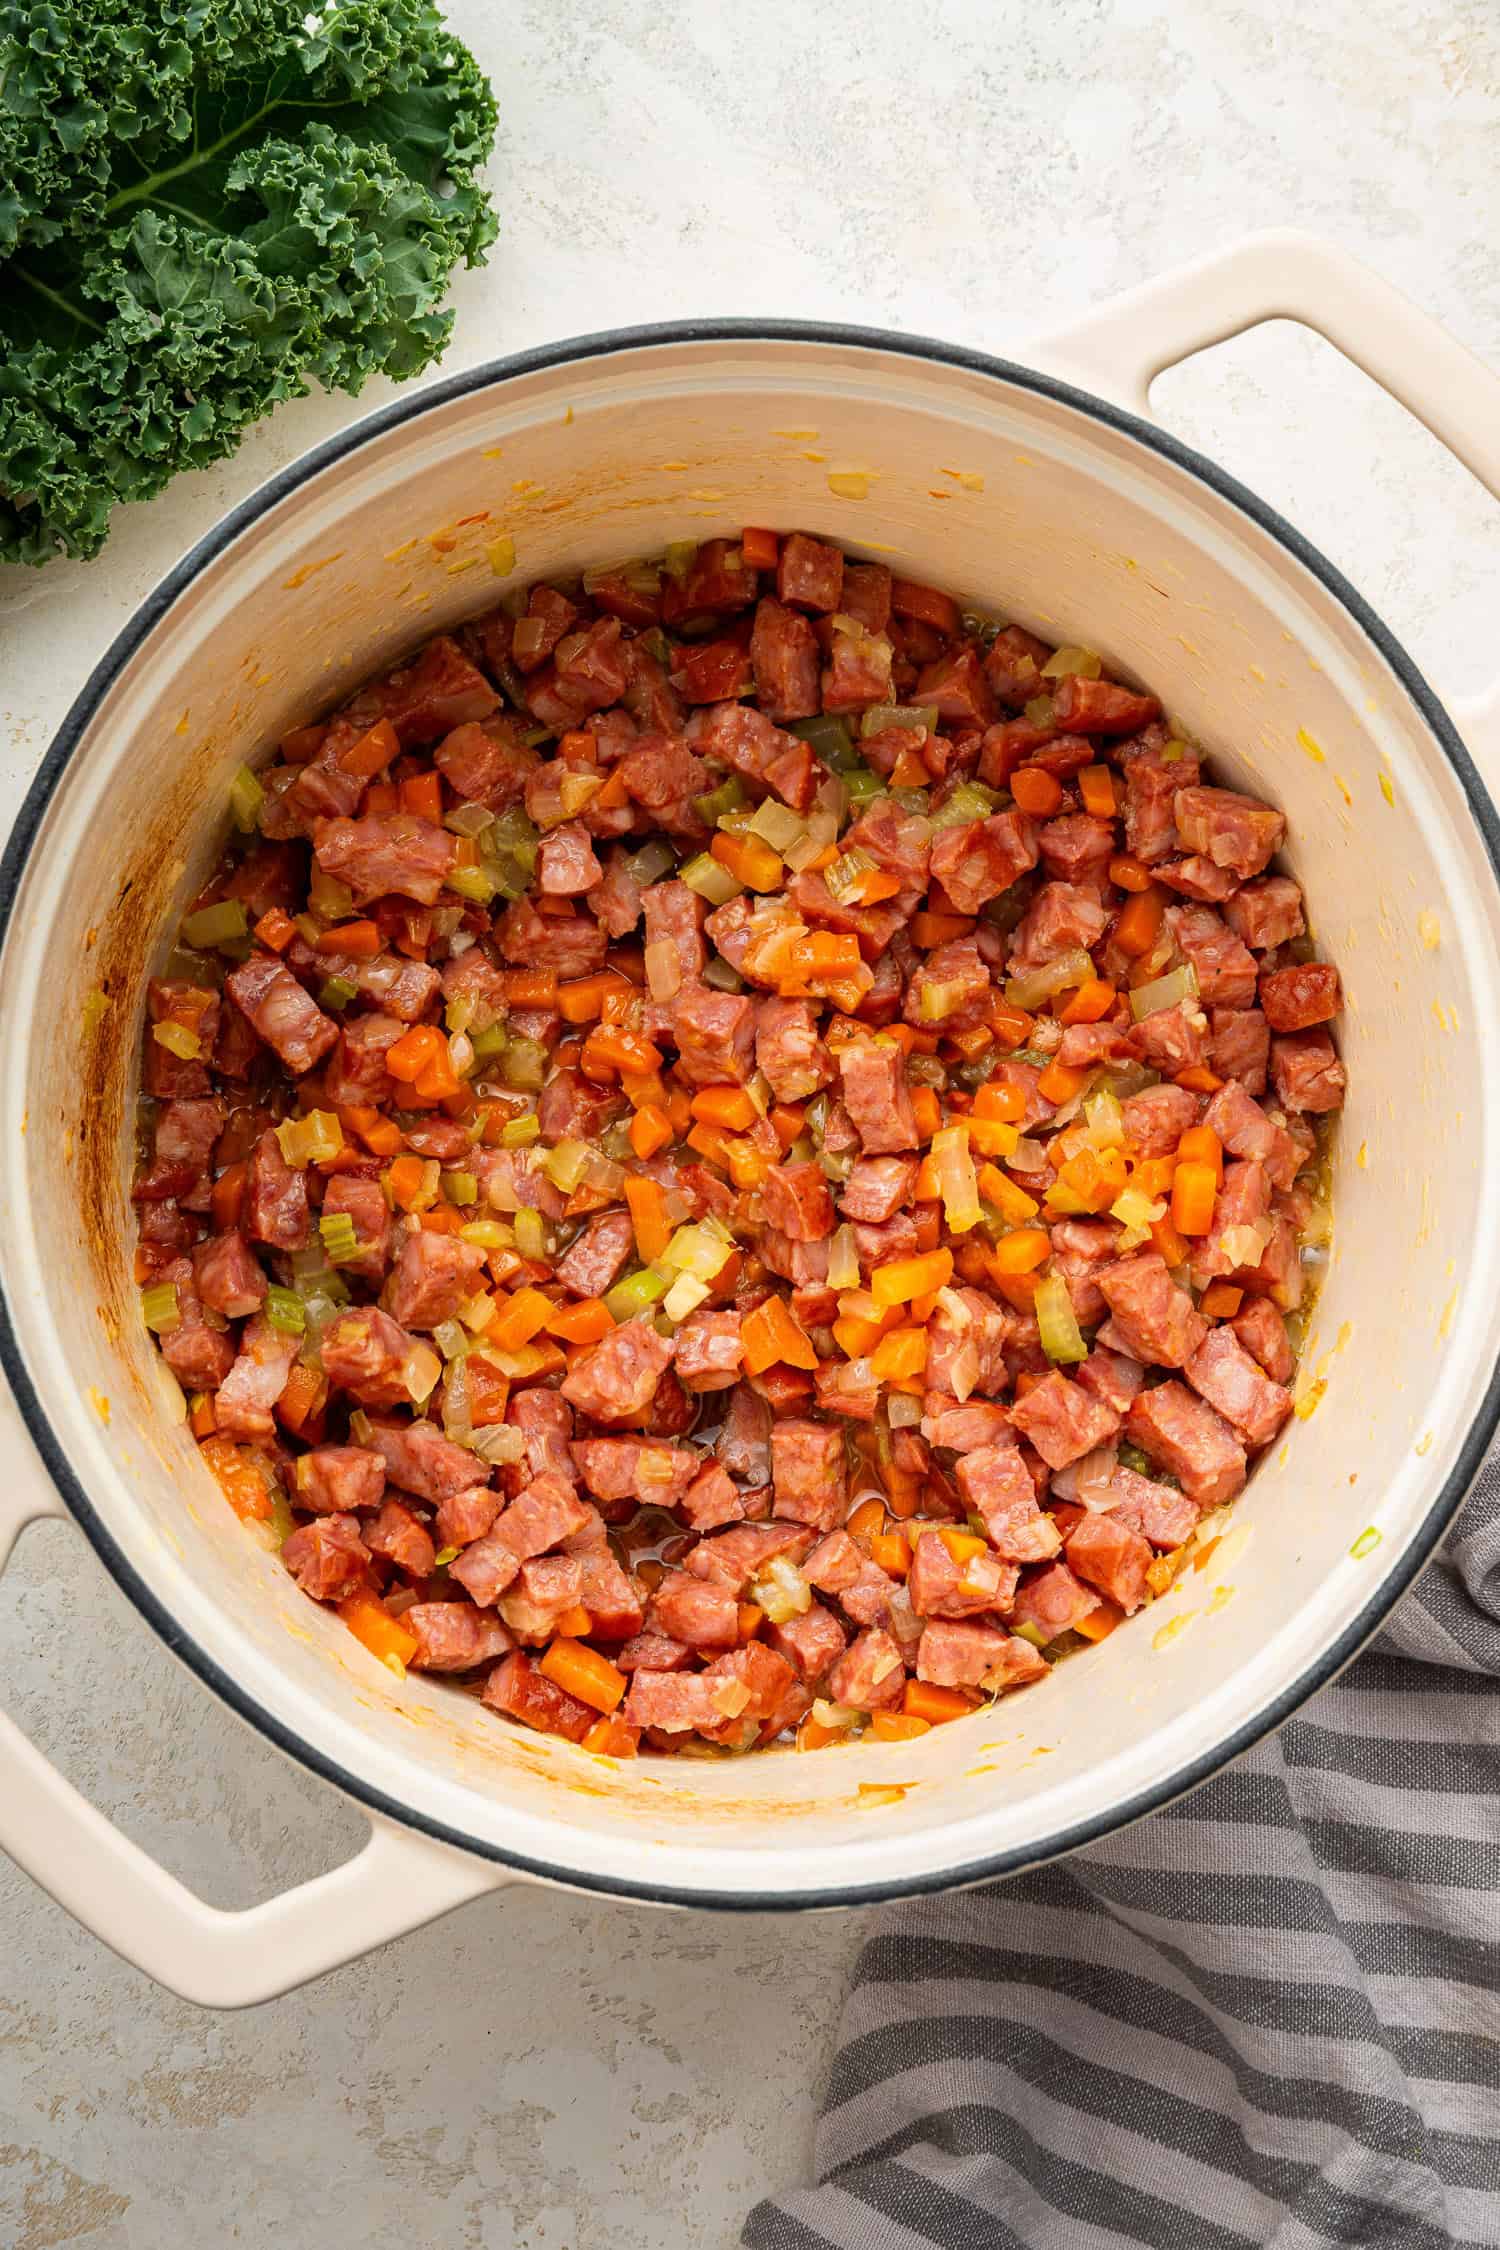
[132,529,1344,1757]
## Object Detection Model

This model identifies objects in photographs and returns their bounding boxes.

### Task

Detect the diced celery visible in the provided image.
[660,1221,734,1280]
[181,899,249,950]
[604,1267,670,1323]
[747,799,808,853]
[1012,1619,1051,1650]
[513,1206,549,1261]
[1039,646,1102,680]
[447,864,501,905]
[318,975,358,1012]
[499,1036,547,1092]
[499,1112,540,1148]
[701,957,744,993]
[694,777,747,826]
[663,539,697,584]
[460,1219,511,1249]
[786,714,857,768]
[308,866,355,922]
[541,1138,590,1192]
[1033,1275,1087,1364]
[151,1020,201,1062]
[929,781,999,832]
[446,801,497,839]
[441,1170,478,1206]
[1129,963,1199,1021]
[275,1110,344,1168]
[434,1319,470,1362]
[860,703,938,737]
[1023,694,1056,729]
[140,1282,181,1333]
[1005,948,1095,1011]
[229,766,265,832]
[843,766,885,809]
[490,805,540,860]
[822,847,877,905]
[471,1022,508,1063]
[623,839,676,887]
[318,1212,360,1266]
[679,853,743,907]
[265,1285,307,1337]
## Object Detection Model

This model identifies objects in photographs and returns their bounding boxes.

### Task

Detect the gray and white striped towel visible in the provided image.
[746,1465,1500,2250]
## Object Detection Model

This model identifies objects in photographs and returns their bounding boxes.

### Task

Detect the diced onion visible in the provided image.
[1129,964,1199,1021]
[823,846,877,905]
[810,1700,861,1732]
[644,939,683,1003]
[749,1556,813,1625]
[748,799,808,853]
[559,771,602,817]
[662,1271,711,1323]
[660,1221,734,1281]
[442,1355,472,1440]
[513,1207,550,1261]
[929,781,999,832]
[499,1112,540,1148]
[679,853,744,906]
[624,839,676,887]
[402,1343,442,1404]
[827,1223,860,1291]
[151,1021,201,1061]
[1033,1274,1087,1364]
[1083,1089,1124,1149]
[1219,1218,1274,1270]
[471,1423,526,1466]
[434,1319,469,1362]
[1005,949,1095,1011]
[930,1124,981,1235]
[887,1392,922,1428]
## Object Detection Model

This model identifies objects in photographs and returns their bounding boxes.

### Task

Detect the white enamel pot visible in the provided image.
[4,231,1500,2008]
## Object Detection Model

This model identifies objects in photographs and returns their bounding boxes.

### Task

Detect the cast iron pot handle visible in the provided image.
[0,1381,508,2008]
[1029,227,1500,784]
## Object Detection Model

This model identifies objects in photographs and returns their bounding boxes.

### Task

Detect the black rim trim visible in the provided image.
[3,315,1497,1912]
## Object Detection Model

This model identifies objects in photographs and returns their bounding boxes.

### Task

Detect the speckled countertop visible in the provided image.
[1,5,1496,2245]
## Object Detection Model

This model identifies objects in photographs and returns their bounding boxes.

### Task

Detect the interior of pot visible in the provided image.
[3,331,1498,1901]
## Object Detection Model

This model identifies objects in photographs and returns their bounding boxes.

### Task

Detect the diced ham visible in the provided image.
[484,1651,594,1742]
[776,532,844,612]
[678,1461,745,1530]
[1210,1006,1270,1095]
[297,1444,386,1514]
[434,1482,503,1549]
[572,1437,697,1507]
[1065,1513,1153,1613]
[821,625,894,713]
[1157,855,1238,903]
[323,1013,404,1106]
[670,982,756,1087]
[536,1066,626,1146]
[1108,1466,1198,1549]
[192,1231,266,1320]
[770,1418,847,1532]
[1185,1325,1293,1447]
[838,1039,919,1154]
[801,1529,895,1628]
[651,1572,739,1650]
[917,1619,1047,1691]
[717,1386,772,1483]
[1225,877,1305,952]
[1202,1080,1303,1188]
[1122,741,1200,864]
[1037,814,1114,885]
[434,720,538,809]
[1242,1214,1305,1313]
[338,634,498,747]
[156,1258,235,1391]
[767,1604,847,1683]
[538,820,602,895]
[1120,1083,1200,1158]
[312,813,455,905]
[751,598,820,721]
[353,953,442,1021]
[688,1522,815,1594]
[1011,1559,1102,1642]
[314,1174,388,1288]
[561,1317,675,1423]
[555,1210,635,1300]
[1173,786,1285,880]
[828,1626,906,1710]
[674,1308,744,1392]
[282,1514,370,1602]
[983,624,1051,707]
[1271,1028,1347,1113]
[642,880,707,997]
[755,996,835,1103]
[144,980,219,1100]
[382,1229,487,1331]
[243,1128,310,1251]
[761,1162,835,1242]
[364,1496,437,1579]
[1051,675,1160,735]
[1164,905,1258,1010]
[926,1287,1010,1404]
[1009,1371,1123,1471]
[1096,1252,1206,1368]
[1260,963,1342,1033]
[1233,1295,1295,1384]
[225,956,338,1076]
[954,1445,1063,1561]
[1127,1381,1247,1506]
[498,1554,585,1642]
[624,1669,722,1733]
[213,1315,298,1440]
[928,812,1037,913]
[318,1306,416,1408]
[1008,882,1108,968]
[365,1416,489,1506]
[922,1399,1012,1453]
[1134,1003,1206,1074]
[496,894,609,978]
[574,1549,644,1640]
[840,1157,919,1225]
[405,1603,514,1671]
[1074,1347,1149,1418]
[908,1529,1018,1620]
[841,564,893,635]
[903,937,991,1031]
[506,1389,578,1485]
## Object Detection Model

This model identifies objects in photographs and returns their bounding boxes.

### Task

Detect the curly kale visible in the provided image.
[0,1,498,562]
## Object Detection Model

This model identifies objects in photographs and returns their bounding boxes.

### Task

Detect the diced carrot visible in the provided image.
[500,970,558,1007]
[581,1026,663,1077]
[338,1589,419,1669]
[1073,1601,1122,1643]
[315,918,383,958]
[869,1530,912,1579]
[489,1288,557,1353]
[691,1085,758,1132]
[1177,1124,1223,1181]
[363,781,399,815]
[796,1715,847,1752]
[386,1152,431,1212]
[972,1081,1027,1124]
[1114,885,1166,957]
[1131,1154,1176,1197]
[910,911,973,948]
[188,1393,217,1439]
[737,1602,765,1642]
[1012,1366,1047,1401]
[741,1293,818,1374]
[990,1226,1050,1274]
[1037,1059,1089,1105]
[1011,767,1065,817]
[666,1086,694,1138]
[936,1527,989,1565]
[870,1711,931,1742]
[988,999,1035,1049]
[1170,1160,1218,1237]
[849,864,902,904]
[593,764,631,812]
[629,1103,673,1159]
[540,1636,627,1714]
[724,1136,772,1190]
[253,907,297,953]
[414,1045,462,1102]
[993,1270,1042,1313]
[558,970,633,1024]
[276,1361,327,1436]
[336,717,399,778]
[1174,1064,1224,1094]
[210,1159,246,1231]
[624,1175,673,1263]
[1198,1281,1244,1318]
[890,746,930,789]
[911,1152,942,1202]
[740,526,780,570]
[1078,763,1117,819]
[847,1496,886,1543]
[944,1024,994,1062]
[870,1249,953,1306]
[869,1326,928,1381]
[684,1121,731,1170]
[399,771,443,823]
[545,1297,615,1346]
[903,1679,979,1725]
[976,1164,1038,1222]
[386,1023,446,1082]
[1150,1214,1191,1267]
[711,830,782,892]
[769,1103,805,1149]
[910,1085,942,1141]
[1108,852,1153,893]
[581,1713,640,1756]
[1059,977,1116,1026]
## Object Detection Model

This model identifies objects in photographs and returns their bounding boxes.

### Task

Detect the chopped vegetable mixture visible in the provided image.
[133,531,1344,1756]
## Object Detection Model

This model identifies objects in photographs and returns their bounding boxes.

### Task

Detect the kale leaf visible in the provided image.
[0,0,498,563]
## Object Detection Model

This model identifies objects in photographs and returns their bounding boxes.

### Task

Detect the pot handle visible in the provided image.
[1029,227,1500,783]
[0,1383,507,2008]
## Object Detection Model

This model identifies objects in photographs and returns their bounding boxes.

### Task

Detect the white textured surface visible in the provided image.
[0,3,1497,2244]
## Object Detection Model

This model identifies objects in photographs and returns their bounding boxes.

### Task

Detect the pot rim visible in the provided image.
[3,316,1498,1910]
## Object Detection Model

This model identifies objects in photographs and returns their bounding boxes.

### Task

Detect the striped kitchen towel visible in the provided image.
[745,1465,1500,2250]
